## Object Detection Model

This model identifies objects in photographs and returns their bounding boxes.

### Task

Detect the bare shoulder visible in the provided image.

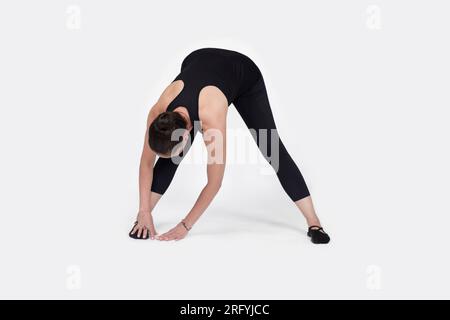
[199,85,228,130]
[147,80,184,125]
[157,80,184,108]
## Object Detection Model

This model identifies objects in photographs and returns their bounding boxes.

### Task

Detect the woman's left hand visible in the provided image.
[157,222,189,241]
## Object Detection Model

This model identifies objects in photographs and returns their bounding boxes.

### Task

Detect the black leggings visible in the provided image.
[151,75,310,202]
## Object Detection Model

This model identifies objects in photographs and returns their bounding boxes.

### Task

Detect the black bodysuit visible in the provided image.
[151,48,310,201]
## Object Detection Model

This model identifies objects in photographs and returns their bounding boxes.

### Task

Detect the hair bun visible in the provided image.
[148,111,189,155]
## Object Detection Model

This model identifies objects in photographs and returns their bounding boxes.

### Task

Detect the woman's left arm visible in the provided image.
[157,115,226,241]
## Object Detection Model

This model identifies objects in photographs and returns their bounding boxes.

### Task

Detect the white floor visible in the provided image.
[1,175,449,299]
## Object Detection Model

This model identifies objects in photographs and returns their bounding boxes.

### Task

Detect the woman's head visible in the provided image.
[148,111,189,157]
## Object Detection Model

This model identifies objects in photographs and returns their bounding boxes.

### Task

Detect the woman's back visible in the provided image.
[165,48,262,123]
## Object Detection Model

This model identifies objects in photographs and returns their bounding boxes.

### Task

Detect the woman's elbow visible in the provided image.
[206,181,222,193]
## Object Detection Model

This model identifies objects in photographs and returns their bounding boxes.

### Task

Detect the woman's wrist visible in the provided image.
[180,220,192,231]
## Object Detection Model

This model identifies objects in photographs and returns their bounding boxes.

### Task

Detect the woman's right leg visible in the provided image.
[151,128,198,195]
[148,191,162,211]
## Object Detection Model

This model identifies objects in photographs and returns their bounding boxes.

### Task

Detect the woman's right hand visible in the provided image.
[130,210,157,239]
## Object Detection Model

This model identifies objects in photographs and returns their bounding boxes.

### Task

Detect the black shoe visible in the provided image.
[307,226,330,244]
[129,221,148,240]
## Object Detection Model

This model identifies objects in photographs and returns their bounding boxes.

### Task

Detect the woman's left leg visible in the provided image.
[233,75,329,242]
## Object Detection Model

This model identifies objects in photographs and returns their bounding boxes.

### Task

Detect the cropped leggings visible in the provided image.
[150,74,310,202]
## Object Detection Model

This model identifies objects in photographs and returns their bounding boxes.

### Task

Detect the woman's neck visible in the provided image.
[173,107,192,131]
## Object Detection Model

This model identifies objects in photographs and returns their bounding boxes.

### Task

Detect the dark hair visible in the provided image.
[148,111,188,155]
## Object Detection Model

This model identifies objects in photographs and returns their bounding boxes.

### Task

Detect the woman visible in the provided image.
[129,48,330,244]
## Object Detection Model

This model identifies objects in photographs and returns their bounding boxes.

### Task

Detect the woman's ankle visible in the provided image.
[307,219,321,228]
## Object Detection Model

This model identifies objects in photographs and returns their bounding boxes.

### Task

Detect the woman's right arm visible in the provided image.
[131,107,158,239]
[138,110,157,212]
[131,82,181,238]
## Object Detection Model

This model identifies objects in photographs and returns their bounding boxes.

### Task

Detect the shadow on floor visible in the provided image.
[190,210,307,237]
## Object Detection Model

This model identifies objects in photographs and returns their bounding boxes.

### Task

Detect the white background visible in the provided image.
[0,0,449,299]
